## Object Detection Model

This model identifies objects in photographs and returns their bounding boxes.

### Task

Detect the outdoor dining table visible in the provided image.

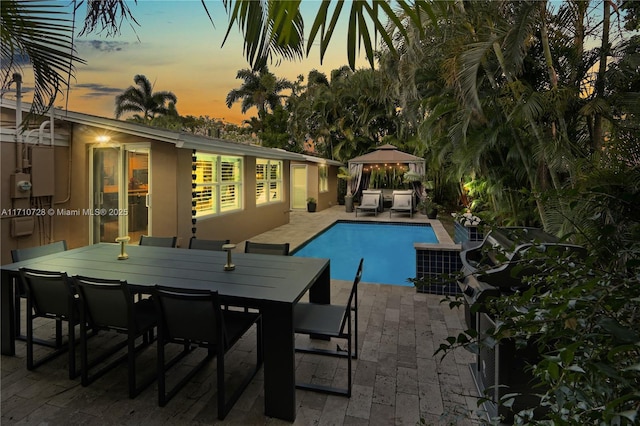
[0,243,331,422]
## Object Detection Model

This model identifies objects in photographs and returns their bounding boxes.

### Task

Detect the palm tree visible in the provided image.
[114,74,177,122]
[225,66,293,118]
[3,0,436,119]
[288,66,402,161]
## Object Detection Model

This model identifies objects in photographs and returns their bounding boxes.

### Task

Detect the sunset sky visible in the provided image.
[47,1,365,125]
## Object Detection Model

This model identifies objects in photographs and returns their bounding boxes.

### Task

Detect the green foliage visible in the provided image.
[222,0,304,71]
[222,1,439,71]
[287,67,414,161]
[337,166,352,181]
[260,104,301,151]
[436,165,640,424]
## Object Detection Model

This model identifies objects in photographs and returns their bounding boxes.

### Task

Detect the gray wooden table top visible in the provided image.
[1,243,329,305]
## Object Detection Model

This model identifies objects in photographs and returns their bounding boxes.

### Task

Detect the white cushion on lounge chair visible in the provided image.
[361,194,378,206]
[390,191,413,218]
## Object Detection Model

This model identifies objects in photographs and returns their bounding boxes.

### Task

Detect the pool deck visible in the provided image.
[1,206,482,425]
[236,205,455,253]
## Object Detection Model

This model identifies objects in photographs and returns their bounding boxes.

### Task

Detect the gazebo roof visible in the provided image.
[348,144,424,165]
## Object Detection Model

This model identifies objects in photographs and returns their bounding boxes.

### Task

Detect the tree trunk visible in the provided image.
[593,0,611,152]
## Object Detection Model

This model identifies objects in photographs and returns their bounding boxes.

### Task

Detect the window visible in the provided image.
[193,154,242,216]
[256,159,282,205]
[319,165,329,192]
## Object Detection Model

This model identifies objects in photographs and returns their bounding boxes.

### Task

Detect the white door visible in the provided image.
[290,165,307,210]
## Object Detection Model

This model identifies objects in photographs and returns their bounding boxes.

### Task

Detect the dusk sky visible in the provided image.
[49,1,365,125]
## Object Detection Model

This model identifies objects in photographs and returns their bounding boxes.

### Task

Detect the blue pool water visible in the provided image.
[293,221,438,286]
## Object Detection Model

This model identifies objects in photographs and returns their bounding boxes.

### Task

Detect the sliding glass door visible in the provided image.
[90,144,150,244]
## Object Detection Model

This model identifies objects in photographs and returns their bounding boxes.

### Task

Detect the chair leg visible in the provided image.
[159,340,211,407]
[26,299,33,370]
[353,302,358,360]
[14,285,21,338]
[216,318,263,420]
[217,350,226,420]
[157,338,166,406]
[257,317,263,367]
[68,320,77,379]
[55,319,63,348]
[347,319,352,397]
[80,317,89,387]
[128,331,137,399]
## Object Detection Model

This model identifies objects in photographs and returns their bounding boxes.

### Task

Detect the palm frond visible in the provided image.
[79,0,139,37]
[502,1,540,77]
[223,0,304,71]
[456,38,497,117]
[1,0,84,118]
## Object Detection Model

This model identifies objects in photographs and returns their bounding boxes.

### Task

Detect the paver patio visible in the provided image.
[1,206,482,425]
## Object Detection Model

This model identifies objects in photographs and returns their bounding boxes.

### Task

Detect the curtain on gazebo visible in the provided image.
[347,144,426,196]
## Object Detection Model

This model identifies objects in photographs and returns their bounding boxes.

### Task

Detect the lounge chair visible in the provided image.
[355,191,381,217]
[389,190,414,218]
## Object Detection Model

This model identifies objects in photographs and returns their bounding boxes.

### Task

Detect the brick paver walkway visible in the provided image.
[1,206,481,425]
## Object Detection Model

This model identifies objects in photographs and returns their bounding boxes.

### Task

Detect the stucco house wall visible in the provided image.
[1,101,339,264]
[291,158,342,212]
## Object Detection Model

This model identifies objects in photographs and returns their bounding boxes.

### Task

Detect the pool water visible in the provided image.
[292,221,438,286]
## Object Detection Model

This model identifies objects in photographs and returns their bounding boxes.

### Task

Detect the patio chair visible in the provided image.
[188,237,230,251]
[139,235,177,247]
[11,241,68,343]
[72,275,157,398]
[152,285,263,419]
[389,190,414,218]
[244,241,290,256]
[19,268,80,379]
[294,258,363,397]
[355,191,382,217]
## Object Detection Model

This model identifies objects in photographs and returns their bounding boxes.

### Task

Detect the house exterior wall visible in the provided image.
[1,106,306,262]
[0,112,77,264]
[191,156,291,244]
[318,165,339,210]
[149,141,179,242]
[306,162,319,205]
[290,160,340,212]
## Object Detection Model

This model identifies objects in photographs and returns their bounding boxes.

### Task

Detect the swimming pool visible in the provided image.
[292,221,438,286]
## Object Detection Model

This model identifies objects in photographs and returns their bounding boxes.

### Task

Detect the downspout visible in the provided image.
[51,115,74,245]
[13,73,23,172]
[54,122,72,205]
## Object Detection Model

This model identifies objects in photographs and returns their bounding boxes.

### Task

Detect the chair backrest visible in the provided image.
[362,190,383,211]
[11,241,67,262]
[391,191,413,209]
[153,285,224,345]
[72,276,134,331]
[339,258,364,334]
[19,268,74,317]
[139,235,177,248]
[244,241,290,256]
[360,194,379,207]
[188,237,230,251]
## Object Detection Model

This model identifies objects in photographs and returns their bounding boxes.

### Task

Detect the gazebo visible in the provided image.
[347,144,426,197]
